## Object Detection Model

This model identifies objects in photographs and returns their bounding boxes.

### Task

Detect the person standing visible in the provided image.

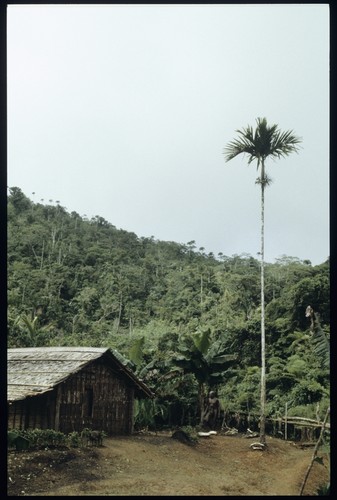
[203,391,221,430]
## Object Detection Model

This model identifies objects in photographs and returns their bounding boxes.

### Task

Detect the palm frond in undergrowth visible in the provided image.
[311,316,330,369]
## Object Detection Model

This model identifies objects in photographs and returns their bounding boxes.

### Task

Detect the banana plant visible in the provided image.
[173,328,237,424]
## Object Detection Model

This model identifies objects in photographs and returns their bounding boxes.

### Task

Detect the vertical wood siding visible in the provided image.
[8,358,135,435]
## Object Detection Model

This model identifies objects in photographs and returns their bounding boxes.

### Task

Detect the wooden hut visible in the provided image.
[7,347,154,435]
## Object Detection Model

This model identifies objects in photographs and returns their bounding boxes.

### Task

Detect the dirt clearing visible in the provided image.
[7,431,329,496]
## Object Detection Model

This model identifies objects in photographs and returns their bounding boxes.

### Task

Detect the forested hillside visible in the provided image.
[7,187,330,428]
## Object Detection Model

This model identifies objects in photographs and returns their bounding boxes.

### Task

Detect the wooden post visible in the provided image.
[285,402,288,441]
[54,385,62,432]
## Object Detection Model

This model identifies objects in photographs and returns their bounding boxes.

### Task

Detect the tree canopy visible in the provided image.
[7,187,330,429]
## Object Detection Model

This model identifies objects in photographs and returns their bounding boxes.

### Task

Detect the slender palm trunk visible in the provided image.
[260,161,266,444]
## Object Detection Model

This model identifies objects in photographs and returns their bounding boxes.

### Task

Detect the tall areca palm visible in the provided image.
[223,117,301,445]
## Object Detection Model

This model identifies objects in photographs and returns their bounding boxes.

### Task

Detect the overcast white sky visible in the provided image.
[7,4,330,265]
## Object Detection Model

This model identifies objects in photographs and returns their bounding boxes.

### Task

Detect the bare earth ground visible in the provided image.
[7,431,329,496]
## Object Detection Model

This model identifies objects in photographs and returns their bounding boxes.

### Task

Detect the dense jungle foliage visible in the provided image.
[7,187,330,429]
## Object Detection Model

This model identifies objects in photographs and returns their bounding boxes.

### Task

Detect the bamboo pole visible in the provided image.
[299,407,330,496]
[281,416,330,425]
[283,420,330,429]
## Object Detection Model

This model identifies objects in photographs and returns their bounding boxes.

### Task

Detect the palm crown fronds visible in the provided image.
[223,117,302,169]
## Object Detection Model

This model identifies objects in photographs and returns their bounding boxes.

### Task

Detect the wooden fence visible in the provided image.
[221,410,330,442]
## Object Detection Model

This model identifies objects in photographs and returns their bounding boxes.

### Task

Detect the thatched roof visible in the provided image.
[8,347,154,402]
